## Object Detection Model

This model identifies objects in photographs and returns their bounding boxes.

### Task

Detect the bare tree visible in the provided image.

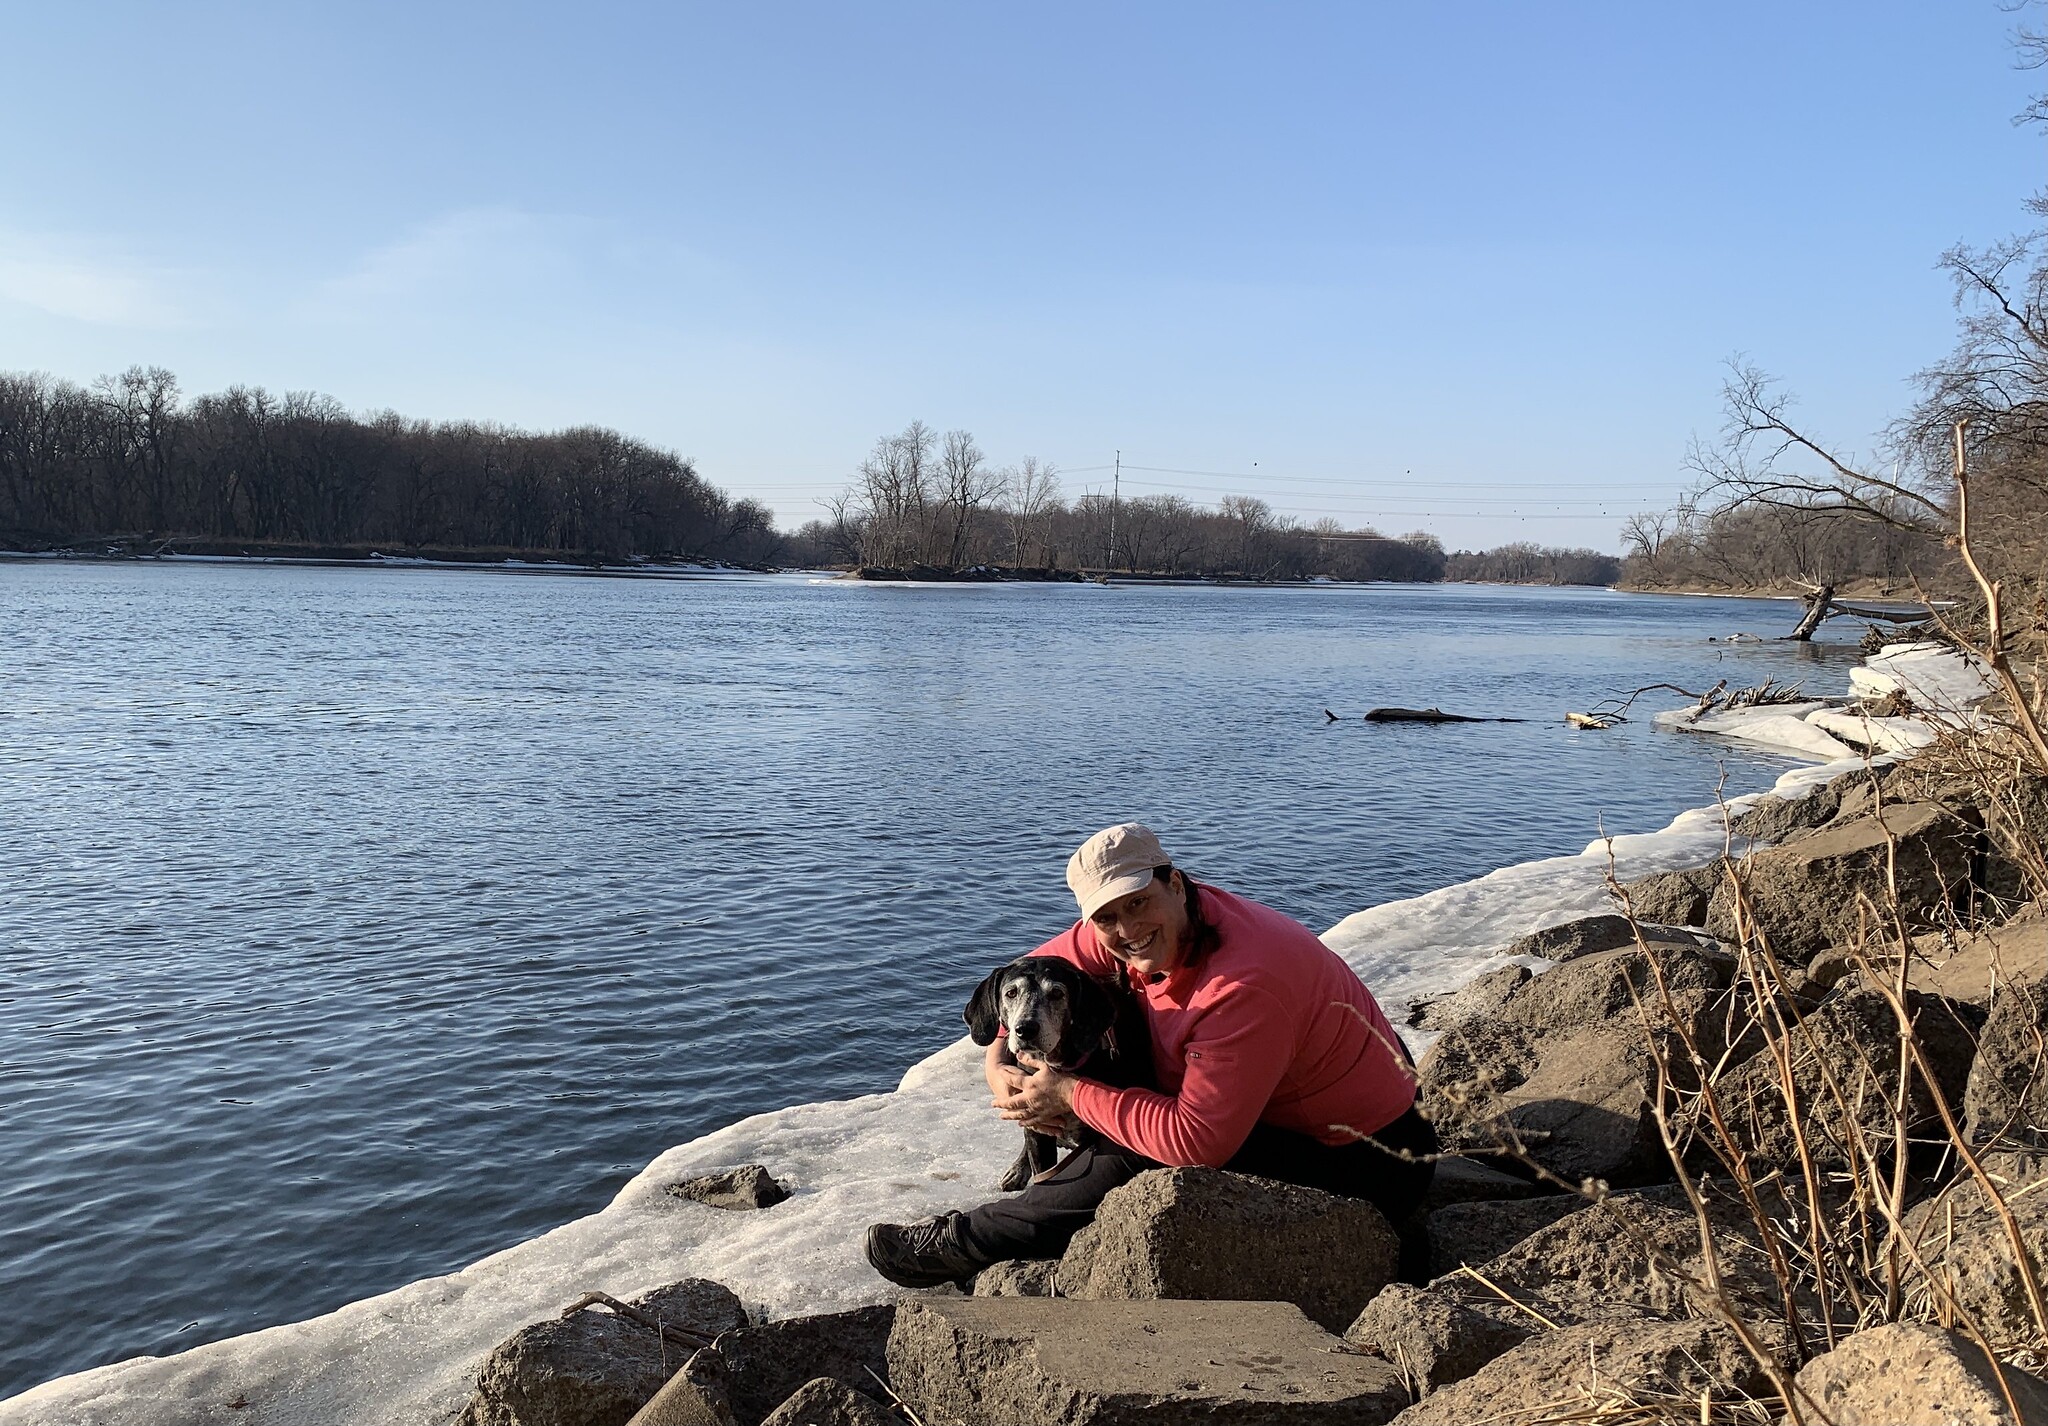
[938,428,1001,568]
[1002,455,1061,567]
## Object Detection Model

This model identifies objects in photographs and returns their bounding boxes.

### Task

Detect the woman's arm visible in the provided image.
[1066,985,1296,1166]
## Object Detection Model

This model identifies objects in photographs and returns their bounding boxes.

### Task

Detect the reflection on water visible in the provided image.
[0,562,1853,1396]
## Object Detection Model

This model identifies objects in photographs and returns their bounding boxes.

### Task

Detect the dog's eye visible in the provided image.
[1047,986,1066,999]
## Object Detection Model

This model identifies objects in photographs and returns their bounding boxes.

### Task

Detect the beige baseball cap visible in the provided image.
[1066,822,1172,920]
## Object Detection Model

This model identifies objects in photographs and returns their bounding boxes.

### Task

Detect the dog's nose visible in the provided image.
[1012,1019,1039,1042]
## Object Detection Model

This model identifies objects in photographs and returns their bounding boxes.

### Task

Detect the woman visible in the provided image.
[865,822,1435,1289]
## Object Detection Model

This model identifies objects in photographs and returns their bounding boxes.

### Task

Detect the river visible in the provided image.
[0,560,1851,1398]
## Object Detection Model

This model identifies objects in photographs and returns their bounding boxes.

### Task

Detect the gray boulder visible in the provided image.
[1730,785,1841,842]
[1407,965,1529,1033]
[1344,1283,1536,1395]
[1911,1152,2048,1350]
[620,1349,736,1426]
[1053,1167,1400,1333]
[1968,977,2048,1146]
[1691,984,1980,1174]
[1705,802,1978,960]
[973,1258,1059,1297]
[1500,914,1638,963]
[887,1297,1409,1426]
[1418,942,1737,1188]
[1423,1194,1588,1279]
[756,1380,896,1426]
[460,1280,747,1426]
[1616,864,1722,928]
[1387,1316,1772,1425]
[1795,1322,2048,1425]
[1352,1187,1772,1396]
[666,1166,790,1211]
[713,1307,895,1426]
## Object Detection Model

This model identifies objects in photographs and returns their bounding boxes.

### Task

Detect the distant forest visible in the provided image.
[784,419,1619,584]
[0,367,783,564]
[1,367,1624,585]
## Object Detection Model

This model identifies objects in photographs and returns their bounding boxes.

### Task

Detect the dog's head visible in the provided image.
[963,955,1119,1069]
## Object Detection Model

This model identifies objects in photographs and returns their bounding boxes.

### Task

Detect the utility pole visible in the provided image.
[1106,449,1120,574]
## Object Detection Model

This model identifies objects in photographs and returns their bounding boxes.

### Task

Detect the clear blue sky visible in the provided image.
[2,2,2040,550]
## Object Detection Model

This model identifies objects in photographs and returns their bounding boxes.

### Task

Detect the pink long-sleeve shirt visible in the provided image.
[1029,883,1417,1167]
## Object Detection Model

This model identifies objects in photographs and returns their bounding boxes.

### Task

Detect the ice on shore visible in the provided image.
[3,641,1996,1426]
[1652,641,1992,761]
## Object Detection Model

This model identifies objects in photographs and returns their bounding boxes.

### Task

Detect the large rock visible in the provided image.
[1350,1187,1774,1394]
[887,1297,1410,1426]
[1407,965,1529,1033]
[1968,976,2048,1146]
[714,1307,896,1426]
[1794,1322,2048,1425]
[1418,942,1737,1187]
[1386,1317,1772,1425]
[1912,1151,2048,1350]
[1616,864,1723,927]
[1500,914,1638,963]
[1705,802,1978,960]
[1691,984,1980,1174]
[1730,779,1852,842]
[1054,1168,1400,1333]
[460,1280,748,1426]
[974,1259,1059,1297]
[1344,1284,1536,1395]
[622,1349,737,1426]
[1422,1194,1588,1279]
[756,1380,896,1426]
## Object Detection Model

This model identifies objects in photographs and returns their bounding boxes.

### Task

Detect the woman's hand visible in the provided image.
[983,1039,1029,1101]
[994,1065,1077,1131]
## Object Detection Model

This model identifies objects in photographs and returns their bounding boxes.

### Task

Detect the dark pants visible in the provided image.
[955,1104,1438,1264]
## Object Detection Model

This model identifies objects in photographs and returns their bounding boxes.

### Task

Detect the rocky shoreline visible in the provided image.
[9,642,2042,1426]
[442,745,2047,1426]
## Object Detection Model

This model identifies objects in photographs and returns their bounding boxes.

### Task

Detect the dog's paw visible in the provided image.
[999,1153,1036,1191]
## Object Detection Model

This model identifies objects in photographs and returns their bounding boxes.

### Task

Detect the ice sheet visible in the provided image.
[1848,642,1995,714]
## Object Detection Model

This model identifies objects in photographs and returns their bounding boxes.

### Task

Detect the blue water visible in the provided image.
[0,562,1856,1398]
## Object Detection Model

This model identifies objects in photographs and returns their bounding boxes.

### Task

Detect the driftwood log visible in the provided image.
[1787,581,1933,642]
[1322,706,1527,724]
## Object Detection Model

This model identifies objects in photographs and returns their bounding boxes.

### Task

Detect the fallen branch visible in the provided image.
[558,1292,717,1350]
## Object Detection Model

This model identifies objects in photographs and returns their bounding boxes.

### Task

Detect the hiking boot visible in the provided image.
[863,1214,986,1289]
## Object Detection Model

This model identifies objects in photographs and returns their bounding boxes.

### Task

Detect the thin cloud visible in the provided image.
[0,231,184,326]
[301,207,731,326]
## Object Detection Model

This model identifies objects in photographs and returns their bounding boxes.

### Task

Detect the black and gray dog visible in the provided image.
[964,955,1154,1191]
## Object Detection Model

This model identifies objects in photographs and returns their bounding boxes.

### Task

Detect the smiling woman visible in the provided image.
[863,821,1435,1289]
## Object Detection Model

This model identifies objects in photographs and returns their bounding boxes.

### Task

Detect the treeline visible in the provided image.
[790,419,1452,579]
[0,367,782,564]
[1444,543,1621,586]
[1616,502,1949,593]
[790,420,1624,584]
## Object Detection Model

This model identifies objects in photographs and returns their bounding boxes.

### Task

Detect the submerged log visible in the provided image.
[1361,706,1527,724]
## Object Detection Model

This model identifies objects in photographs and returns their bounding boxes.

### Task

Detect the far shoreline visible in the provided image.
[0,546,1943,621]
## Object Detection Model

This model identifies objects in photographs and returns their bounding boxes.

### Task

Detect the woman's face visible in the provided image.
[1088,871,1191,980]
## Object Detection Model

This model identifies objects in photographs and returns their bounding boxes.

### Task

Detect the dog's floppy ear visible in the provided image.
[1063,968,1119,1058]
[964,963,1011,1045]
